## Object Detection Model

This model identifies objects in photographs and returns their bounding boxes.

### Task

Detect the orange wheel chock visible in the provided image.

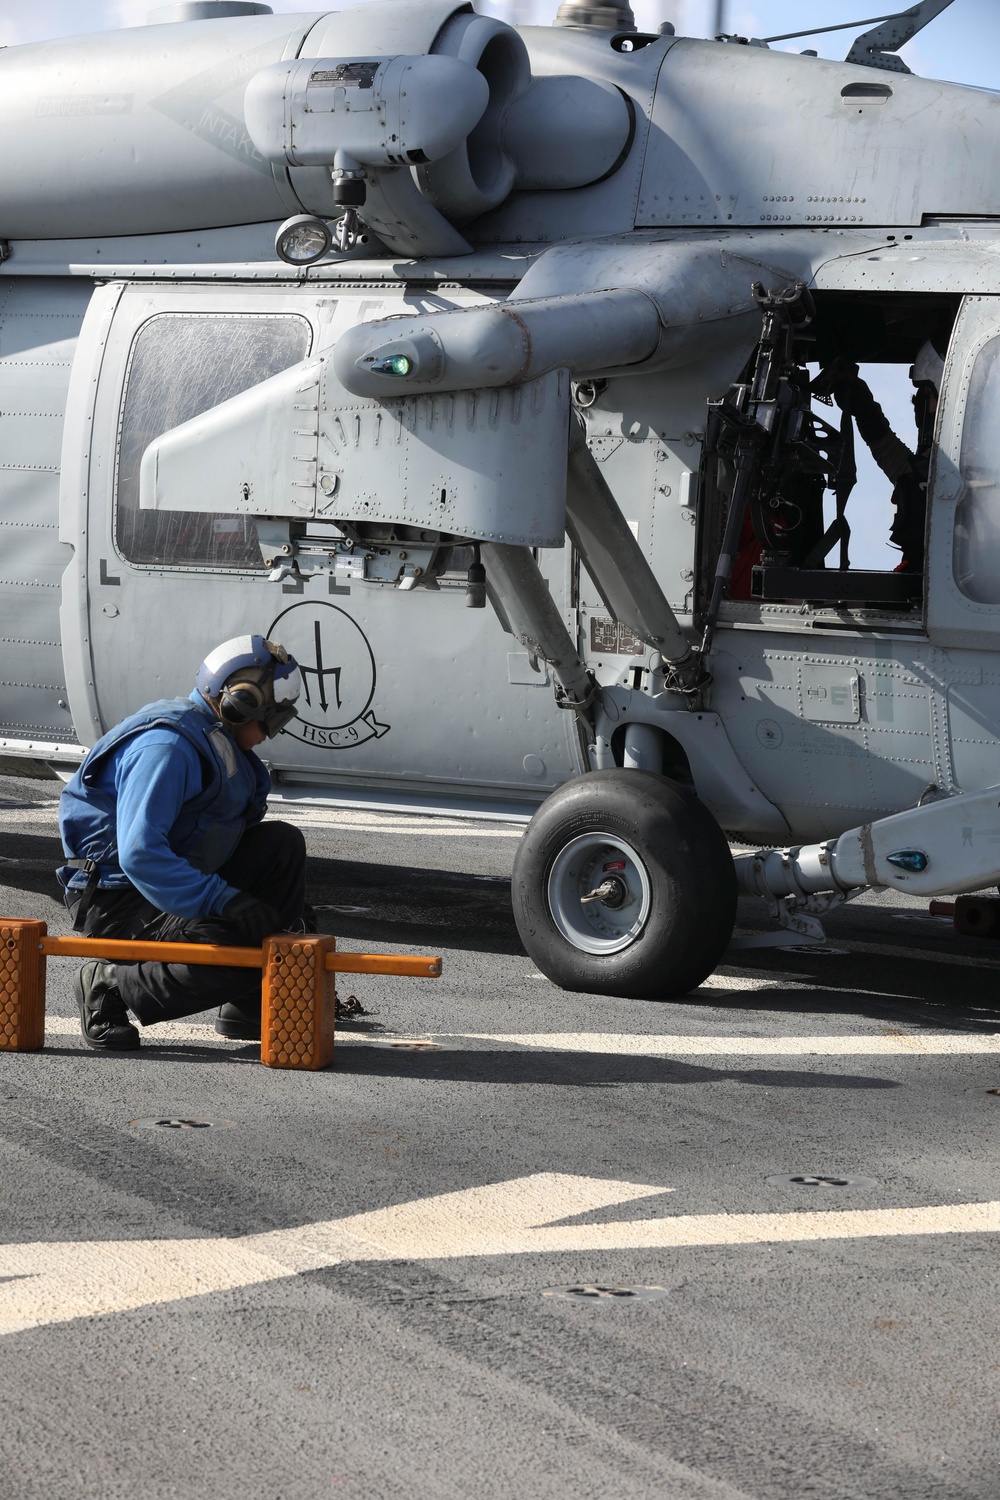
[262,934,337,1071]
[0,919,47,1053]
[0,917,442,1067]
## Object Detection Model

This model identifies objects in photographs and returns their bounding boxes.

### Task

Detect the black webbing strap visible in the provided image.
[803,407,856,570]
[66,858,101,932]
[836,411,856,571]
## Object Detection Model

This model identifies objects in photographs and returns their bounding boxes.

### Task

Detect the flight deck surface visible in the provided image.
[0,773,997,1500]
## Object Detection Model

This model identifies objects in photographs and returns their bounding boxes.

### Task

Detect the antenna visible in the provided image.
[763,14,905,44]
[712,1,726,37]
[762,2,956,69]
[845,0,956,73]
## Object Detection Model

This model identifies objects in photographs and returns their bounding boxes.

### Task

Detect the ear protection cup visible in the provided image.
[197,636,300,738]
[219,679,267,726]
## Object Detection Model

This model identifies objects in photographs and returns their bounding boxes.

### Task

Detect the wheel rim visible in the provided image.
[546,833,653,956]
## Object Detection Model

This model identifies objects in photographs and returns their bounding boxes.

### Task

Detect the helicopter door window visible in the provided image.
[115,313,311,570]
[744,357,927,606]
[701,288,958,619]
[820,362,910,574]
[953,335,1000,604]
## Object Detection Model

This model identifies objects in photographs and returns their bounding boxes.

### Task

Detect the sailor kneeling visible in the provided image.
[57,635,306,1049]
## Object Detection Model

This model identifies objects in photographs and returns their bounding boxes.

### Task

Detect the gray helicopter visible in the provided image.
[1,0,997,997]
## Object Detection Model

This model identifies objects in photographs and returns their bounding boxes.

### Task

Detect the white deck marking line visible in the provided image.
[43,1018,409,1047]
[1,1173,998,1337]
[700,974,775,991]
[697,974,923,1000]
[42,1017,246,1046]
[272,808,522,838]
[38,1017,1000,1056]
[449,1031,1000,1056]
[803,936,1000,972]
[723,933,1000,974]
[40,1018,484,1048]
[289,823,521,838]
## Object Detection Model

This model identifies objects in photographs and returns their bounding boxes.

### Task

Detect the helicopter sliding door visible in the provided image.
[63,279,583,809]
[925,294,1000,792]
[927,296,1000,648]
[61,282,315,749]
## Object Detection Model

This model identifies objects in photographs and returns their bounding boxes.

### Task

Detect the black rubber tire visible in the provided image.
[512,769,736,999]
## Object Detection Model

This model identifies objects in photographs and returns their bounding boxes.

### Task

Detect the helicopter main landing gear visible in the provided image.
[512,769,737,999]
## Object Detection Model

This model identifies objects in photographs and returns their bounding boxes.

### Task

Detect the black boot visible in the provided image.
[216,1001,261,1041]
[74,961,140,1050]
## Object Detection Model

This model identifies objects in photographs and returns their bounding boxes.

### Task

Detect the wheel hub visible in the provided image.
[581,875,629,910]
[546,834,653,955]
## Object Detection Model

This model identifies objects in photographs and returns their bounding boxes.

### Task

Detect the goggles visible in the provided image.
[263,659,301,736]
[261,700,300,738]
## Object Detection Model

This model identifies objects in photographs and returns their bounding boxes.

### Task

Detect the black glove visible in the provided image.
[811,357,861,411]
[221,891,281,946]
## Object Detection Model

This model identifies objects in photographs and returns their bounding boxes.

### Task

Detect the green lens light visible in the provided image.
[371,353,414,377]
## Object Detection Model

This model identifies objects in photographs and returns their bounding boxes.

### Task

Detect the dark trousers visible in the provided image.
[65,821,306,1026]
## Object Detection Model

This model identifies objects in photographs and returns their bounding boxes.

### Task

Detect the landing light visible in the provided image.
[274,215,333,266]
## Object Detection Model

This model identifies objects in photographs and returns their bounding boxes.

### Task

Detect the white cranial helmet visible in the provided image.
[911,339,944,393]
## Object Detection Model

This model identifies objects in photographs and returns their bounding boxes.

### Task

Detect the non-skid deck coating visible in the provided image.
[1,776,999,1500]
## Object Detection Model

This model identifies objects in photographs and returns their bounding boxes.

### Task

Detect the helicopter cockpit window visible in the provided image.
[115,313,312,570]
[954,336,1000,604]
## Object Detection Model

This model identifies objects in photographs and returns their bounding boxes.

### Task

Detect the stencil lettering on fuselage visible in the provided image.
[267,601,390,751]
[149,45,279,177]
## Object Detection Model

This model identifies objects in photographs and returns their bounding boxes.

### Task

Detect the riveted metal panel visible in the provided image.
[800,665,861,724]
[0,278,92,745]
[638,39,1000,230]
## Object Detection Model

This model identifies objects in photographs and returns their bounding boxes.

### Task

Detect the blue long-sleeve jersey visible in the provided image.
[58,692,270,920]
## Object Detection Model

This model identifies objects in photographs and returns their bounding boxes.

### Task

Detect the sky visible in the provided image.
[1,0,992,567]
[2,0,997,80]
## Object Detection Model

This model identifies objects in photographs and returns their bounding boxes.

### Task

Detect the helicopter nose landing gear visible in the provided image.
[513,769,736,998]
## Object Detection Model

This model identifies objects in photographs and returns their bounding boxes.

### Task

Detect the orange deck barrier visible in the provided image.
[0,919,442,1070]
